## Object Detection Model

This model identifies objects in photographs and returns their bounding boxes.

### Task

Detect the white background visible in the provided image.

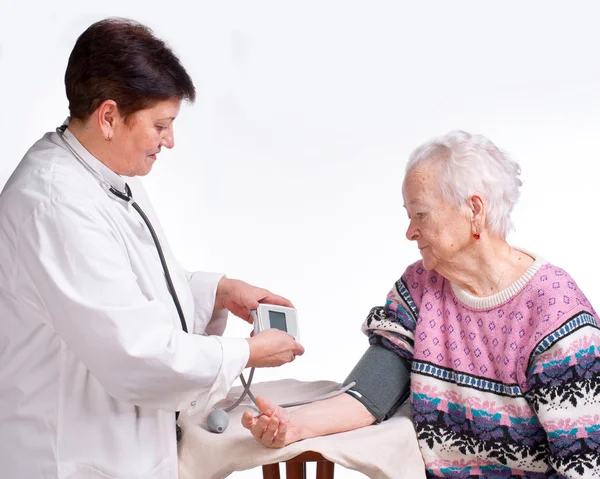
[2,1,600,477]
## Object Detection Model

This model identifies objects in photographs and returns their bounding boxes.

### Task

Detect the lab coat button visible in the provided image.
[191,400,196,407]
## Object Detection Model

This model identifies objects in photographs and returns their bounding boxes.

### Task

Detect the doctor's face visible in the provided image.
[112,98,181,177]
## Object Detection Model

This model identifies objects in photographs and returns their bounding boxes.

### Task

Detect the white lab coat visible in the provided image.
[0,127,250,478]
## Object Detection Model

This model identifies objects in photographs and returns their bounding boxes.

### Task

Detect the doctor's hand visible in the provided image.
[245,329,304,368]
[215,278,293,323]
[241,396,301,448]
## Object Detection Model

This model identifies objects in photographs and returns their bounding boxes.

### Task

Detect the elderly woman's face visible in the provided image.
[111,98,181,176]
[402,163,472,271]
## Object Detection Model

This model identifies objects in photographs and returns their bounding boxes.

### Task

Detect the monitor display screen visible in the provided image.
[268,311,287,332]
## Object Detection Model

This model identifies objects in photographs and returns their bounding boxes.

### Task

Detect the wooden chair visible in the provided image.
[262,451,335,479]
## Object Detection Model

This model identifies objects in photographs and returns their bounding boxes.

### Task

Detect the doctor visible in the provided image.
[0,18,304,479]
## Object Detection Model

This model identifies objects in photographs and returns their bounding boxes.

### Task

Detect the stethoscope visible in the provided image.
[56,124,190,440]
[56,125,188,331]
[56,124,354,436]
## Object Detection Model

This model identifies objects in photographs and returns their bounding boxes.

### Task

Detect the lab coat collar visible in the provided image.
[57,118,129,197]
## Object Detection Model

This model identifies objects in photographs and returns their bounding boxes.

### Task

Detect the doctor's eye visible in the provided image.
[155,125,168,133]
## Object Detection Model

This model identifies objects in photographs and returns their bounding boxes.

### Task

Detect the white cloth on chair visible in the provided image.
[177,379,426,479]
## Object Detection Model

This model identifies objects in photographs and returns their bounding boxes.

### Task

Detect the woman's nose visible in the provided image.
[161,130,175,149]
[405,222,420,241]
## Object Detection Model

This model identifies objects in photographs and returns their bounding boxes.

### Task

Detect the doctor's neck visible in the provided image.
[67,118,125,176]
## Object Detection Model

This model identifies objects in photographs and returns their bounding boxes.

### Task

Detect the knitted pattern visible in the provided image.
[363,254,600,478]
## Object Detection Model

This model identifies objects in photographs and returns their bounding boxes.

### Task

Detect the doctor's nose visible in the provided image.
[161,131,175,149]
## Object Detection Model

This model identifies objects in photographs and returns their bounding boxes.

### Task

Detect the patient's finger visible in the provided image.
[271,420,287,449]
[246,415,265,441]
[262,416,280,445]
[253,414,270,440]
[241,411,257,430]
[256,396,276,416]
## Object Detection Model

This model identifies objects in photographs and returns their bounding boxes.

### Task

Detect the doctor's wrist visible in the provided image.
[245,329,304,368]
[214,277,231,311]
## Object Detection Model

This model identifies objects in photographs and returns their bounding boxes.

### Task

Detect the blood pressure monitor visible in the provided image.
[251,304,299,340]
[204,303,359,434]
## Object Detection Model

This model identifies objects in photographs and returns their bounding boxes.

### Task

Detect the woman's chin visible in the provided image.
[420,250,435,270]
[135,158,156,176]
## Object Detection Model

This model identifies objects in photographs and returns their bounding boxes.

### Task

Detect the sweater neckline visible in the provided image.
[449,247,546,310]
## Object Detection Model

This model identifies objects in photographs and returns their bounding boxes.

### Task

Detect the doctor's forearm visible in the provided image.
[204,309,228,336]
[291,393,376,442]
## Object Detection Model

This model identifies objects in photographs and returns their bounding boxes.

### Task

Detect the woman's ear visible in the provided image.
[95,100,119,141]
[469,194,485,235]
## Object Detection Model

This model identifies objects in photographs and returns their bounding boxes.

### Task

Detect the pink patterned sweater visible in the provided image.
[362,251,600,478]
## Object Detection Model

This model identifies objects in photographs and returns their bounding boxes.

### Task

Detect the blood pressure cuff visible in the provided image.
[342,344,411,423]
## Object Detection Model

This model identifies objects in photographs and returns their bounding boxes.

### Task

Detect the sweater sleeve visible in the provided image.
[525,312,600,478]
[361,262,424,361]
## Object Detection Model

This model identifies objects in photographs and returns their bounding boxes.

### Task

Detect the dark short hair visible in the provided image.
[65,18,196,122]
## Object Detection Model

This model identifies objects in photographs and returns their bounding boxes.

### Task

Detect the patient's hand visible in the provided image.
[241,397,302,448]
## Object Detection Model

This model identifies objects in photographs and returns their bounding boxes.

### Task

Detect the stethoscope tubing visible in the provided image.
[56,125,355,423]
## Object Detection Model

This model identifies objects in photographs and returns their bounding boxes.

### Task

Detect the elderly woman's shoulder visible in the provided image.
[392,259,445,300]
[531,261,595,308]
[400,259,443,283]
[534,261,587,293]
[515,260,597,339]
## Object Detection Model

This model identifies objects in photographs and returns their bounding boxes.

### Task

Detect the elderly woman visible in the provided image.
[243,131,600,478]
[0,18,304,479]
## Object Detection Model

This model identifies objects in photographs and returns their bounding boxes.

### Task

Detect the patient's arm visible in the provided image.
[242,393,375,448]
[241,344,411,448]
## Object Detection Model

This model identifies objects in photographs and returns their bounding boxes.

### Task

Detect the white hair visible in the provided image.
[406,130,522,238]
